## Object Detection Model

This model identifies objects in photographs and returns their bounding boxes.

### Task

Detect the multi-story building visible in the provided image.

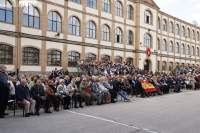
[0,0,199,73]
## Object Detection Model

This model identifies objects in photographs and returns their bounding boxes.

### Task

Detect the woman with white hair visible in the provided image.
[57,79,71,110]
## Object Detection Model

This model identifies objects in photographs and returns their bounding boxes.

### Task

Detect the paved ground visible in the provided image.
[1,90,200,133]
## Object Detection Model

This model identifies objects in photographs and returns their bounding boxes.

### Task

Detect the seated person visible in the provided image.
[80,78,95,106]
[57,79,71,110]
[67,77,83,108]
[16,78,36,117]
[45,80,60,113]
[31,79,45,115]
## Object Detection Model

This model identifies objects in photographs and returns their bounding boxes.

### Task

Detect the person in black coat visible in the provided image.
[0,65,9,118]
[31,79,45,115]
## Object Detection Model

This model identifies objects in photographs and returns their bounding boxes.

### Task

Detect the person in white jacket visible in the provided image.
[57,79,71,110]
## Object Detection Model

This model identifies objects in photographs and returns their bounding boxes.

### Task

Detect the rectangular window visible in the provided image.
[48,20,52,31]
[34,17,40,29]
[29,16,34,27]
[0,9,5,22]
[6,10,12,23]
[23,14,28,26]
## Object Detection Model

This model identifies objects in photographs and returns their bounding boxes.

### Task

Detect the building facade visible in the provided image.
[0,0,200,73]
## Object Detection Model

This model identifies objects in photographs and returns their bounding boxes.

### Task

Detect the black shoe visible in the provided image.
[35,112,40,116]
[25,113,30,117]
[45,111,52,113]
[64,106,70,110]
[4,113,8,116]
[29,113,34,115]
[0,115,5,118]
[80,105,83,108]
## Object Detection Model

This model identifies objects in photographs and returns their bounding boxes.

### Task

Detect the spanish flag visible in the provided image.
[141,80,157,93]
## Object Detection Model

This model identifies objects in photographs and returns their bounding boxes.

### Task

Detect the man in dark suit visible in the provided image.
[0,65,9,118]
[16,78,36,117]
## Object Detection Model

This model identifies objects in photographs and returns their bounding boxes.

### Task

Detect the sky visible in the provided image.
[154,0,200,25]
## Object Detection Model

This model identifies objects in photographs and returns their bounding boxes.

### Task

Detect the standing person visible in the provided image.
[31,79,45,115]
[0,65,9,118]
[16,78,36,117]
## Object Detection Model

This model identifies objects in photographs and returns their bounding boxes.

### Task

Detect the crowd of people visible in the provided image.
[0,61,200,118]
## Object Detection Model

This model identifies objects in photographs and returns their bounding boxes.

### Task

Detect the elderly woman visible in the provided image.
[57,79,71,110]
[97,77,111,104]
[67,78,83,108]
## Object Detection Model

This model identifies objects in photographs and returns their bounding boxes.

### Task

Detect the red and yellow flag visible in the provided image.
[141,80,157,93]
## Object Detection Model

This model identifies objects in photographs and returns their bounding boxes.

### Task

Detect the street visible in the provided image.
[1,90,200,133]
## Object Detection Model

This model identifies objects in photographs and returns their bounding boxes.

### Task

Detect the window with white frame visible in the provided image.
[127,30,133,45]
[115,0,123,17]
[68,16,80,36]
[101,24,110,41]
[144,33,152,48]
[127,5,133,20]
[144,10,153,25]
[87,20,96,39]
[102,0,110,13]
[115,27,123,43]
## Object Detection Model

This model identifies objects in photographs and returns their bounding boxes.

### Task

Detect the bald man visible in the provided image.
[0,65,9,118]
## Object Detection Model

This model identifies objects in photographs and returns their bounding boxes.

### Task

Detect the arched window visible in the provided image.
[127,5,133,20]
[115,56,122,64]
[86,53,96,62]
[127,30,133,45]
[102,0,110,13]
[101,55,110,62]
[87,20,96,39]
[144,33,152,48]
[197,31,200,41]
[169,21,174,33]
[197,47,200,56]
[157,38,161,50]
[187,28,190,38]
[192,46,195,56]
[186,45,190,55]
[102,24,110,41]
[162,39,167,51]
[23,5,40,29]
[69,16,80,36]
[48,11,62,32]
[87,0,97,9]
[163,19,167,31]
[162,61,167,71]
[115,0,123,17]
[0,0,13,23]
[126,57,133,65]
[157,17,161,29]
[0,44,13,64]
[70,0,81,4]
[182,26,185,37]
[68,51,80,67]
[144,10,153,25]
[169,41,173,53]
[47,50,62,66]
[176,42,180,53]
[192,30,195,40]
[181,43,185,54]
[23,47,39,65]
[169,62,173,71]
[115,27,123,43]
[176,24,180,35]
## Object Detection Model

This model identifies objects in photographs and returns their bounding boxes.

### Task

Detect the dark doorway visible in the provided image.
[144,59,151,71]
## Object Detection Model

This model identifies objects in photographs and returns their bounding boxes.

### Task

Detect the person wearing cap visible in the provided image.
[0,65,9,118]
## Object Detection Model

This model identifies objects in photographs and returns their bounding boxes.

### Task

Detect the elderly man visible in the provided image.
[16,78,36,117]
[0,65,9,118]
